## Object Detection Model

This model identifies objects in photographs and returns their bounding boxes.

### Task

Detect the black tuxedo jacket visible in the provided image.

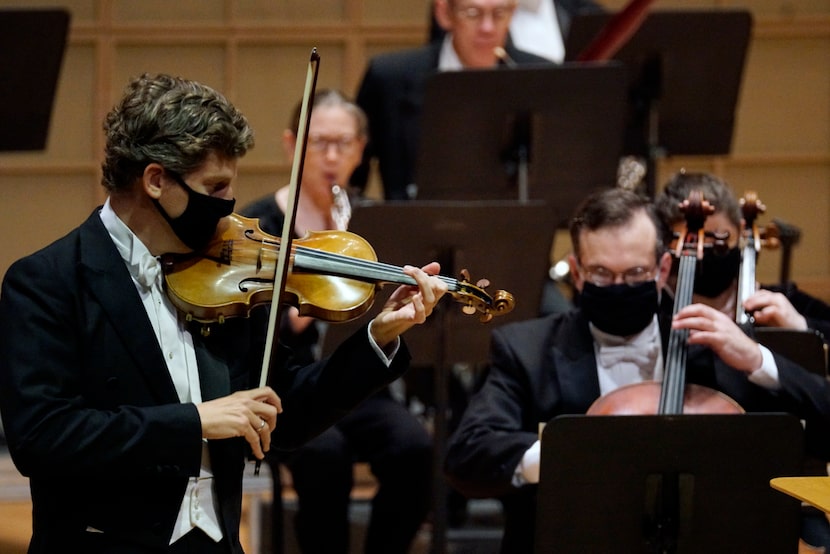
[0,209,409,553]
[444,303,830,553]
[353,41,551,200]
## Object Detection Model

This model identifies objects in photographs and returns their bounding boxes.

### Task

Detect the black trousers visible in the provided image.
[78,528,230,553]
[268,389,433,554]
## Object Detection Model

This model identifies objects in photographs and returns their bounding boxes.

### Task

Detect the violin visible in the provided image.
[588,190,743,415]
[161,213,515,327]
[736,191,779,324]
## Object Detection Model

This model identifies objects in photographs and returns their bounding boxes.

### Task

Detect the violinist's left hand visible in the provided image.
[370,262,448,348]
[672,303,763,374]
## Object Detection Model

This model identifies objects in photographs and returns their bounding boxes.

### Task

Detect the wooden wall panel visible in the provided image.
[736,36,830,154]
[0,174,96,277]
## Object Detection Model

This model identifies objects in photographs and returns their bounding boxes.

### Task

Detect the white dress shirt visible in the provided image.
[510,0,566,62]
[99,199,223,544]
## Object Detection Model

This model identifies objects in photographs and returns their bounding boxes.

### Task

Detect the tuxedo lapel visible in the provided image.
[78,211,180,404]
[400,46,438,115]
[550,314,601,412]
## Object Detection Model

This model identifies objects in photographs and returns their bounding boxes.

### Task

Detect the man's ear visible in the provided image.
[568,253,584,292]
[142,163,166,200]
[434,0,454,31]
[656,250,673,288]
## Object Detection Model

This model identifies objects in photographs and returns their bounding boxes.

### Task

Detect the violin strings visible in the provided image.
[258,239,461,289]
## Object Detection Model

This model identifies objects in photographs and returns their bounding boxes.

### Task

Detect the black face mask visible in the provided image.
[694,246,741,298]
[154,172,235,251]
[580,280,659,337]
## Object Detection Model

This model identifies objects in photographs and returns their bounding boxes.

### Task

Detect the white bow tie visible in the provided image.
[135,254,161,289]
[599,343,660,370]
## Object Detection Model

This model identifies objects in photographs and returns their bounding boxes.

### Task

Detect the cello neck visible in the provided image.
[660,191,715,414]
[660,252,695,414]
[736,243,757,324]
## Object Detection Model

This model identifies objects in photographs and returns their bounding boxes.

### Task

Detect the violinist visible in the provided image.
[444,187,830,554]
[655,171,830,342]
[240,89,433,554]
[0,73,447,554]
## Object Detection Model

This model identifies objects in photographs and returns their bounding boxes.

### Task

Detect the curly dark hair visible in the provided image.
[101,73,254,192]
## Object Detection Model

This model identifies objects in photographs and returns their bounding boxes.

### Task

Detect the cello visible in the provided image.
[736,190,779,324]
[587,190,742,415]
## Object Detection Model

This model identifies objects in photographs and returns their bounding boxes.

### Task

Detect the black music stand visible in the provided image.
[755,328,828,379]
[414,63,628,226]
[536,413,804,554]
[565,10,752,196]
[0,8,70,151]
[319,200,557,553]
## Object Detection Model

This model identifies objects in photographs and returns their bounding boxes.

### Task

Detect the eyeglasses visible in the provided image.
[578,264,657,287]
[307,134,358,154]
[454,3,516,24]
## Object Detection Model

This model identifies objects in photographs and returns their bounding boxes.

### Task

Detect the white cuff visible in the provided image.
[512,439,541,487]
[367,321,399,367]
[747,345,781,390]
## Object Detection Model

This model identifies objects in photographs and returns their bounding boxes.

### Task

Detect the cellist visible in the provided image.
[655,170,830,550]
[654,171,830,344]
[0,73,448,554]
[444,187,830,554]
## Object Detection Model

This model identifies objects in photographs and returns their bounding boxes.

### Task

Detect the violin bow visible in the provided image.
[259,49,320,389]
[576,0,655,62]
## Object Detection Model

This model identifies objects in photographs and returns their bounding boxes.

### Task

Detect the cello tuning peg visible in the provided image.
[476,278,490,289]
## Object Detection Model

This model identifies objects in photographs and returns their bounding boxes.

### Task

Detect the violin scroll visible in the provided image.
[456,269,515,323]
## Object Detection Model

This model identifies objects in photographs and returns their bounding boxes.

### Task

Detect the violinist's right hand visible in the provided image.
[196,386,282,460]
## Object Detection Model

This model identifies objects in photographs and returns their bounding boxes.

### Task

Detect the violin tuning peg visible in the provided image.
[476,278,490,289]
[462,304,477,316]
[478,312,494,323]
[459,268,471,282]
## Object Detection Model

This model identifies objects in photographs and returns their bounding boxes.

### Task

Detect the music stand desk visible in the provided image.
[318,200,557,553]
[536,413,804,554]
[771,477,830,515]
[319,200,557,366]
[565,9,751,158]
[415,63,628,225]
[755,328,828,379]
[0,8,70,151]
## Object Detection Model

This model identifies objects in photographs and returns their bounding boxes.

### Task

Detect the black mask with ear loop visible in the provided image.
[153,171,235,251]
[694,246,741,298]
[580,280,659,337]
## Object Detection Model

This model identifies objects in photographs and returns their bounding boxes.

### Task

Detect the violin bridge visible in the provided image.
[220,239,233,265]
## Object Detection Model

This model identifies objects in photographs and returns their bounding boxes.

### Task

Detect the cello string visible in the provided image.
[661,249,695,414]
